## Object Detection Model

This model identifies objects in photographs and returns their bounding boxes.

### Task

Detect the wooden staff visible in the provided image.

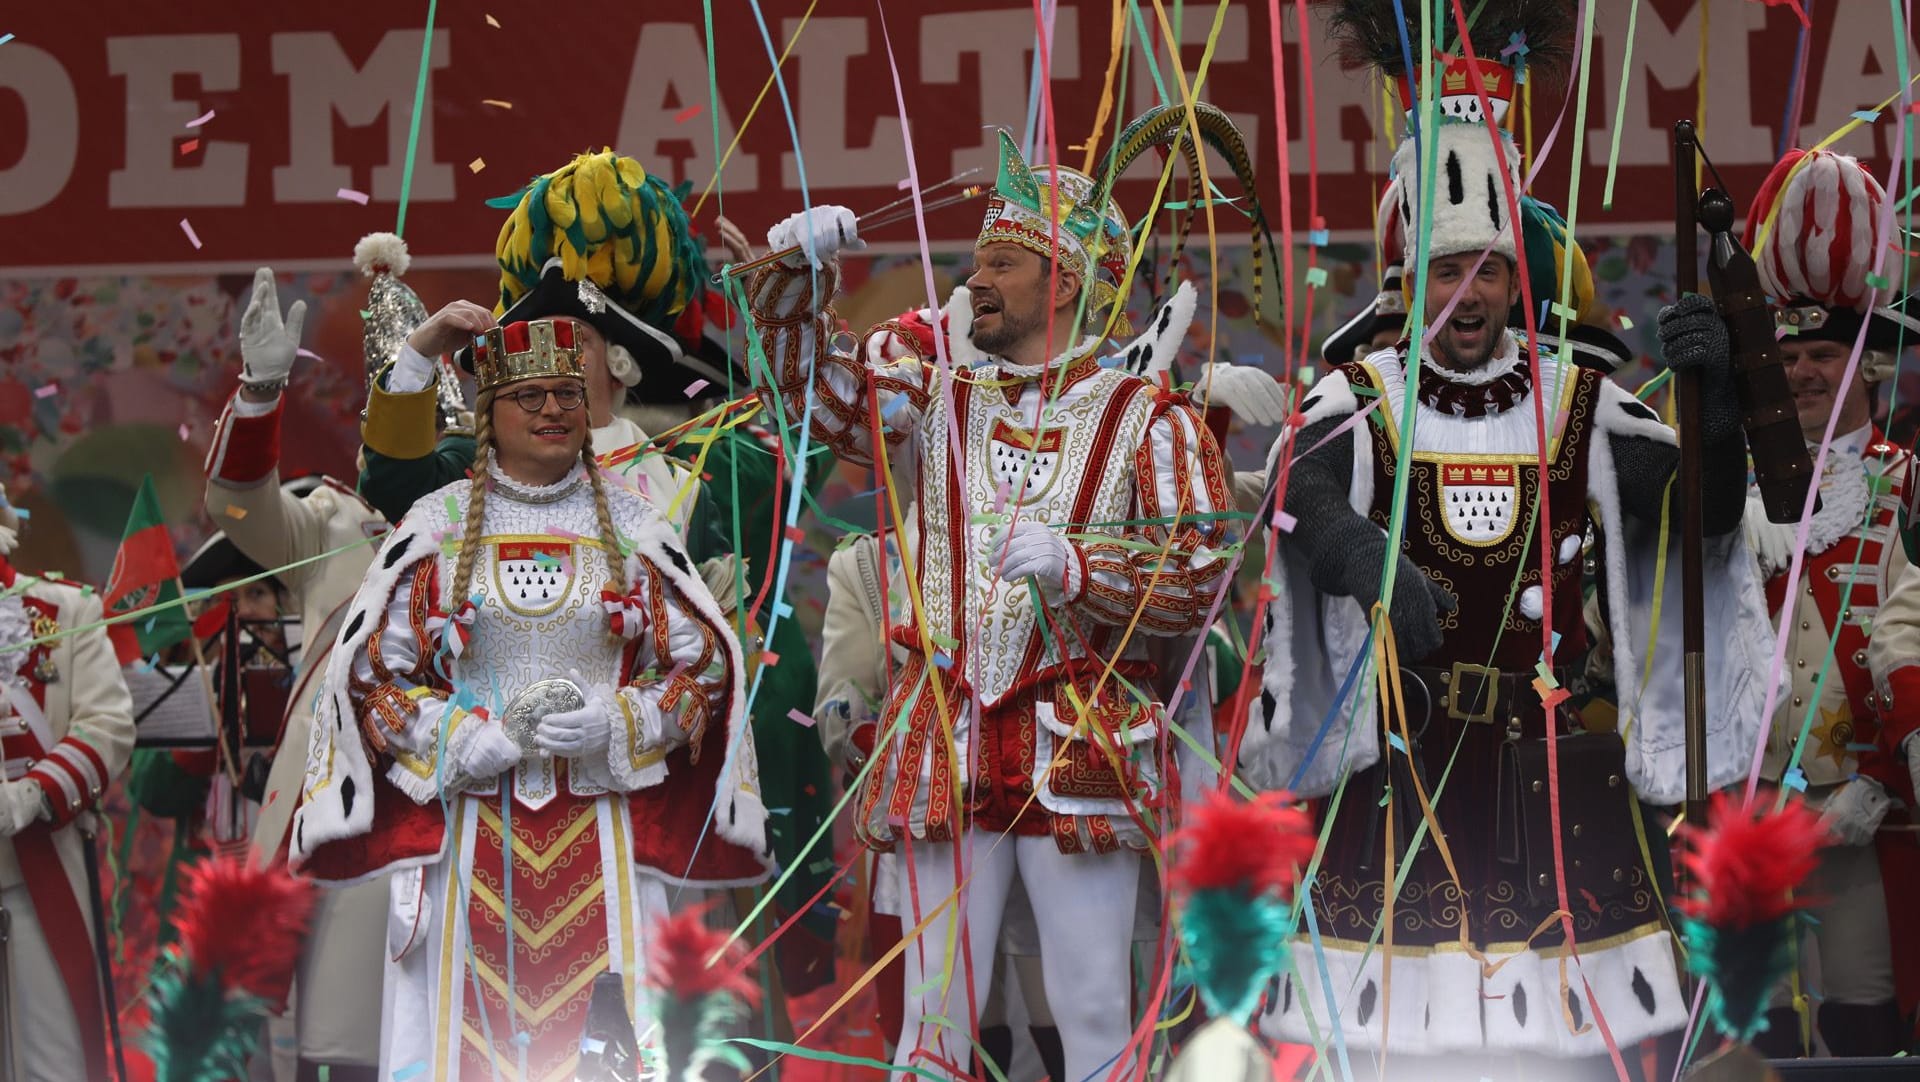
[1673,121,1709,827]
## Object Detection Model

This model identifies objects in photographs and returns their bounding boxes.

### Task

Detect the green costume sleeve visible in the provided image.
[358,436,477,524]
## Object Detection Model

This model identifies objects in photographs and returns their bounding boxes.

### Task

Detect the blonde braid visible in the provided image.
[445,391,495,609]
[582,430,629,605]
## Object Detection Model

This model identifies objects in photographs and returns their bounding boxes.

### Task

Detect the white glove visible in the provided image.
[447,720,523,784]
[1821,776,1892,847]
[536,670,616,759]
[699,555,744,615]
[238,267,306,387]
[766,206,864,268]
[987,520,1079,604]
[1905,732,1920,810]
[1200,362,1291,427]
[0,779,46,836]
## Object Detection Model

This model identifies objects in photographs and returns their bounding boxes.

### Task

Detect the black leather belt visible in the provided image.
[1404,662,1574,728]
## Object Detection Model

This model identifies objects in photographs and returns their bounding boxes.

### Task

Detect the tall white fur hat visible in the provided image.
[1391,122,1523,265]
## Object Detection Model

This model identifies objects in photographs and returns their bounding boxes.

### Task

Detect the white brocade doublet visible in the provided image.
[452,468,631,808]
[922,365,1160,705]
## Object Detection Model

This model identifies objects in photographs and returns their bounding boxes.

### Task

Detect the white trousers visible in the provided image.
[892,832,1140,1082]
[0,882,84,1082]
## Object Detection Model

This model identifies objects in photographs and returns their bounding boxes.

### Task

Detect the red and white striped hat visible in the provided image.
[1744,148,1919,366]
[1745,149,1886,313]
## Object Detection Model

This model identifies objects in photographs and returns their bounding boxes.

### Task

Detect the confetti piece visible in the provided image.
[1304,266,1329,287]
[223,505,248,520]
[1852,109,1882,124]
[1311,214,1327,231]
[897,177,914,190]
[787,708,816,728]
[1617,315,1633,330]
[1783,766,1808,792]
[1534,660,1559,688]
[881,395,910,419]
[675,105,703,124]
[482,99,512,110]
[185,109,215,128]
[178,139,199,156]
[932,652,954,670]
[1867,272,1892,290]
[1270,509,1298,533]
[12,508,27,521]
[1548,300,1580,323]
[468,158,486,174]
[32,383,57,399]
[178,422,191,440]
[0,34,13,46]
[297,348,322,362]
[484,13,500,27]
[1308,229,1330,247]
[773,599,794,619]
[761,650,780,666]
[179,218,202,249]
[784,525,806,543]
[682,378,710,398]
[1298,367,1318,387]
[1776,322,1799,339]
[1386,732,1407,753]
[336,187,369,205]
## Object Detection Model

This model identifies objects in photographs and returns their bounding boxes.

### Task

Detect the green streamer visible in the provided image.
[392,0,439,237]
[1600,0,1642,209]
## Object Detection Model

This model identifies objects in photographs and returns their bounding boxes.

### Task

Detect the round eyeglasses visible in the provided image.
[503,385,586,413]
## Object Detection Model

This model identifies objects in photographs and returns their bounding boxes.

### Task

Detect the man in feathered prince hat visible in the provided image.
[742,124,1239,1077]
[1241,3,1773,1078]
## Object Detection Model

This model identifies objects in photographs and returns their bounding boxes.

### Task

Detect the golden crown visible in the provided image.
[470,319,587,394]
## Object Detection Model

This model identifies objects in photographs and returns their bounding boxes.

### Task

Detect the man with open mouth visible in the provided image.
[1241,4,1772,1079]
[739,107,1255,1079]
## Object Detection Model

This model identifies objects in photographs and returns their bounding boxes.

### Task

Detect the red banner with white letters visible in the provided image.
[2,0,1916,273]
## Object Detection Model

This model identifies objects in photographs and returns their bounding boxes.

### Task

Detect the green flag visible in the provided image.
[103,475,190,664]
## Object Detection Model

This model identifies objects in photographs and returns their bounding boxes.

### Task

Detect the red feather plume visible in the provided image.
[1675,790,1828,929]
[1169,790,1318,900]
[645,906,761,1007]
[173,856,316,1002]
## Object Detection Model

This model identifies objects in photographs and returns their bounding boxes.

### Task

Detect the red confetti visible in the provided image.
[178,138,199,155]
[783,525,805,543]
[675,104,703,124]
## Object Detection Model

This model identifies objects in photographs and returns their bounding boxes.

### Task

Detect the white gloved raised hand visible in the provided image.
[447,720,523,784]
[986,519,1079,604]
[0,778,46,837]
[536,670,616,759]
[1200,362,1291,427]
[1821,776,1892,847]
[238,267,307,388]
[766,206,864,268]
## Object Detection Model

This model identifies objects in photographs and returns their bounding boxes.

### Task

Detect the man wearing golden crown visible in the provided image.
[743,119,1244,1079]
[288,313,770,1081]
[1240,5,1773,1079]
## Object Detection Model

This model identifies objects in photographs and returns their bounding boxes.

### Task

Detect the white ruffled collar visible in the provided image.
[1417,330,1525,386]
[988,335,1105,380]
[0,585,29,698]
[1745,438,1875,576]
[487,459,587,505]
